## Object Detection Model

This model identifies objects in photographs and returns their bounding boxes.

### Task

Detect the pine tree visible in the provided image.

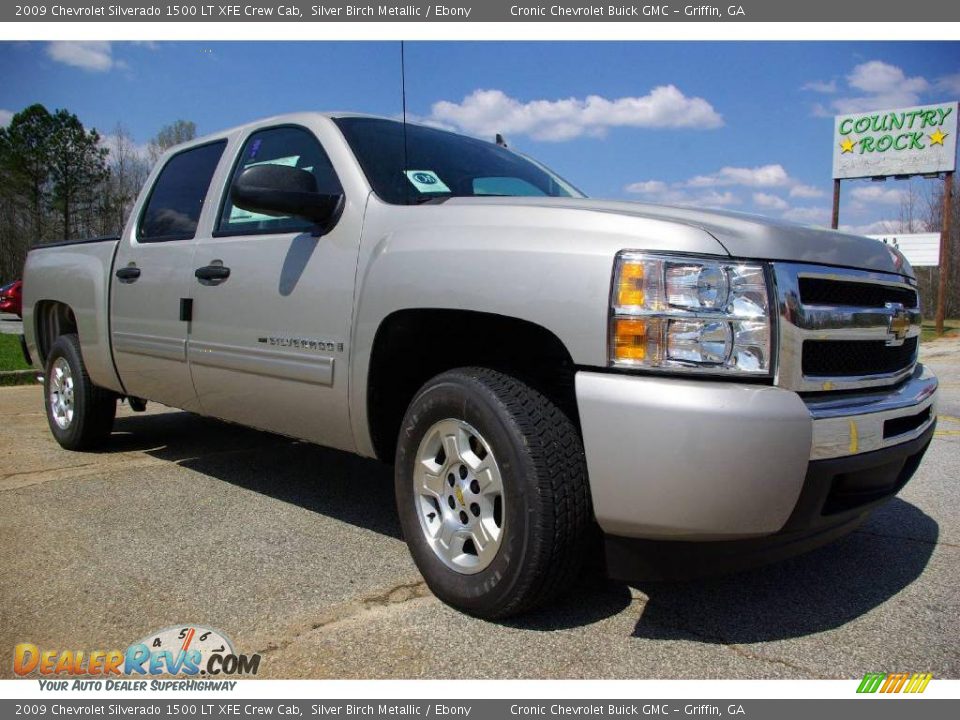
[48,109,109,241]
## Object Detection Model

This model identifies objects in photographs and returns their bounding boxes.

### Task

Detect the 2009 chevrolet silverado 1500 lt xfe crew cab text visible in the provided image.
[22,113,938,618]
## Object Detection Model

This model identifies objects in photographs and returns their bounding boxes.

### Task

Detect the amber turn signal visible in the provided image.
[612,318,648,361]
[616,261,645,307]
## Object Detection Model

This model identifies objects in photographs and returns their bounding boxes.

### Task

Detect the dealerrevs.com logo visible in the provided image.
[14,625,261,689]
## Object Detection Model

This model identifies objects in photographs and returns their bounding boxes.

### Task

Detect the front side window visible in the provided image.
[332,117,584,205]
[217,126,342,236]
[138,141,226,242]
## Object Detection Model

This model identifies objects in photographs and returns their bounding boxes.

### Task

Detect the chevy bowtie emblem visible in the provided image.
[886,302,911,346]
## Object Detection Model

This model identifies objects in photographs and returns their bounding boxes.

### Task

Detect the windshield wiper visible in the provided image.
[409,195,452,205]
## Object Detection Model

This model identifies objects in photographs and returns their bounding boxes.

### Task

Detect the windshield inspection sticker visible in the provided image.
[405,170,451,193]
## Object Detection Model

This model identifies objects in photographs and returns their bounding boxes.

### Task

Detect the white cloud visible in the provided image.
[831,94,921,114]
[626,157,911,228]
[624,180,668,194]
[810,103,833,119]
[753,192,789,211]
[802,80,837,94]
[625,180,740,208]
[687,164,791,188]
[789,184,826,199]
[935,73,960,96]
[833,94,924,115]
[47,42,118,72]
[807,60,933,115]
[850,185,906,205]
[0,109,13,127]
[847,61,928,96]
[839,219,910,236]
[625,182,675,199]
[782,206,831,225]
[426,86,723,142]
[694,190,740,208]
[98,132,151,163]
[626,163,826,211]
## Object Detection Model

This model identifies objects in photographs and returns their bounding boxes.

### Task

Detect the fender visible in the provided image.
[347,197,727,457]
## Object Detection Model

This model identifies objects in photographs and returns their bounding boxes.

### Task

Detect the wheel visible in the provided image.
[395,367,591,619]
[44,334,116,451]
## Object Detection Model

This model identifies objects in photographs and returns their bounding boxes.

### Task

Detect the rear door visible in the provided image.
[186,123,362,452]
[111,140,226,410]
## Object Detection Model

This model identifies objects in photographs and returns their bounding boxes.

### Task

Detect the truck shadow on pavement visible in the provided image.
[108,410,403,541]
[628,498,938,643]
[106,410,938,639]
[500,498,938,637]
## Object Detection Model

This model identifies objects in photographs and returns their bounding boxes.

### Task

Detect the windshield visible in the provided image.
[333,117,584,205]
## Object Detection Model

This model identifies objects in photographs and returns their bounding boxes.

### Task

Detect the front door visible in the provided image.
[111,140,227,411]
[186,125,361,452]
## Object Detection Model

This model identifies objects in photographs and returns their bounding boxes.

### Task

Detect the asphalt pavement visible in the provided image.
[1,338,958,679]
[0,312,22,335]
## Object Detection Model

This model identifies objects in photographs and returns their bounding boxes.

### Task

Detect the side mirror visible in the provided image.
[231,164,343,230]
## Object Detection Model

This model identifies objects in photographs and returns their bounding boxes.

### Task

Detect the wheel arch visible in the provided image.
[364,308,580,464]
[32,300,78,367]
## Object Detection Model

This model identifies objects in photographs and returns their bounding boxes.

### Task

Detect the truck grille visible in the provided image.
[798,277,917,309]
[802,337,918,377]
[773,264,921,392]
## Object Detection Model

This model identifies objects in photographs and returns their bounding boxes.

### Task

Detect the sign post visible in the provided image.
[831,101,958,334]
[831,179,841,229]
[937,172,954,334]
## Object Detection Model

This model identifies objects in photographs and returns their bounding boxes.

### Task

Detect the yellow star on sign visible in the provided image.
[929,128,948,146]
[840,137,856,154]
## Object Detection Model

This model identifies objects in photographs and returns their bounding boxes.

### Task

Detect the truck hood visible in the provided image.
[447,197,910,277]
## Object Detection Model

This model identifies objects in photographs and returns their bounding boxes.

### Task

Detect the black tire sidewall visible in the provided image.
[44,335,99,450]
[395,372,542,617]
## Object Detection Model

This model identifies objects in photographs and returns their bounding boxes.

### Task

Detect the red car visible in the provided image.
[0,280,23,318]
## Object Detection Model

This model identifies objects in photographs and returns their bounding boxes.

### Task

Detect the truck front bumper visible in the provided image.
[576,365,937,575]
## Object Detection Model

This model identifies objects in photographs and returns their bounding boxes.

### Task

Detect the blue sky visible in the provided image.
[1,40,957,233]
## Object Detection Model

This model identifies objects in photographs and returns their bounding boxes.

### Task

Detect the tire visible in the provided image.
[395,367,591,619]
[44,334,116,451]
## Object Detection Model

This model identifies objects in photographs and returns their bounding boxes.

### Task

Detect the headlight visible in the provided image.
[610,252,773,375]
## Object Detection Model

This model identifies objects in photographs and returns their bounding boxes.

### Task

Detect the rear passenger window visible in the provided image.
[138,141,226,242]
[217,126,342,236]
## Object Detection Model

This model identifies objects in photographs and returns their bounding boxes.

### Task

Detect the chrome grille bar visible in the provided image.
[792,306,922,339]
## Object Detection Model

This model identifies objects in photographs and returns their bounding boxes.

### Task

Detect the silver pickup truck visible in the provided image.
[22,113,938,618]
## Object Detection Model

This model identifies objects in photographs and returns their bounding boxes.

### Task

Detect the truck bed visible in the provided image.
[22,236,124,394]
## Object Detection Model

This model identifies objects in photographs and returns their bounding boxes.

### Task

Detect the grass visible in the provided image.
[921,319,960,343]
[0,333,31,372]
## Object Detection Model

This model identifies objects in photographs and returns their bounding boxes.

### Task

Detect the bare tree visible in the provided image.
[896,178,929,234]
[921,175,960,320]
[101,124,151,236]
[148,120,197,163]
